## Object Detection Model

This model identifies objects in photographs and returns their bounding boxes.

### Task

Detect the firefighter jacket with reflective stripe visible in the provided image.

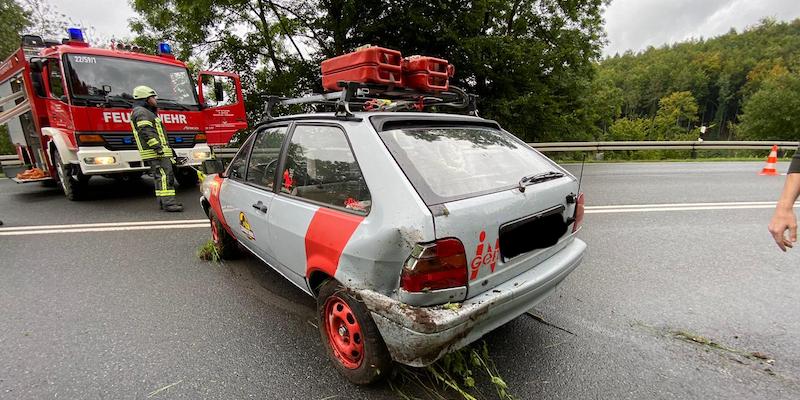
[130,106,174,160]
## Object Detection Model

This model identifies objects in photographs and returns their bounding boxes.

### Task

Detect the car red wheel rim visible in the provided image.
[324,295,364,369]
[211,219,220,243]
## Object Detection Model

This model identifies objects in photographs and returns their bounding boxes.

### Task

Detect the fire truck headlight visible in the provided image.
[192,151,210,160]
[84,156,116,165]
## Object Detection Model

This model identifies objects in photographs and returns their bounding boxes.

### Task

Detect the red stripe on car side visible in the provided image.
[208,175,234,235]
[305,208,364,278]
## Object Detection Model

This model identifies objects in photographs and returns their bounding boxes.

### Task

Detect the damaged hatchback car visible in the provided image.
[200,111,586,384]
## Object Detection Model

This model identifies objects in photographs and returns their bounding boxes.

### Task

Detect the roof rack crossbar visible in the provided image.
[262,81,478,121]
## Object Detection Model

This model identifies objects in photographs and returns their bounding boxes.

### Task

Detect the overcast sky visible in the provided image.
[47,0,800,57]
[604,0,800,56]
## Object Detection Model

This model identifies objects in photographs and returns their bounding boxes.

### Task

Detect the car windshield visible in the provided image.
[379,126,560,204]
[64,54,198,109]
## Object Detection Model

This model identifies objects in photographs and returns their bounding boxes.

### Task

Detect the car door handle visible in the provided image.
[252,201,268,213]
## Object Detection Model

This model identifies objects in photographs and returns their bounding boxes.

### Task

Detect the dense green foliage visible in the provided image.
[0,0,29,60]
[0,0,29,154]
[3,0,800,155]
[594,18,800,142]
[130,0,607,142]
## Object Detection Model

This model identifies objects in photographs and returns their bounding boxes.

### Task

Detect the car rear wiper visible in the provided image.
[518,171,565,192]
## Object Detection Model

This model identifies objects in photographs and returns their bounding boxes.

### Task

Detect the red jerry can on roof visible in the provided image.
[321,46,404,92]
[403,56,455,92]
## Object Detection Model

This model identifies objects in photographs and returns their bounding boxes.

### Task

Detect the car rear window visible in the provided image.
[379,127,558,205]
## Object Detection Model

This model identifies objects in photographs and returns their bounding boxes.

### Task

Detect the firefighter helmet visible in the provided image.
[132,86,158,100]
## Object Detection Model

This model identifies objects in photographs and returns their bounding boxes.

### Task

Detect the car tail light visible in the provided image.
[572,192,585,233]
[400,238,467,292]
[194,133,207,143]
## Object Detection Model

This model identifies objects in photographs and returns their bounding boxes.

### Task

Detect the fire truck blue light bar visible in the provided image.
[68,28,84,42]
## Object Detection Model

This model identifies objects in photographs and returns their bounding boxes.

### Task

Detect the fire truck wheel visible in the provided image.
[317,280,392,385]
[53,149,86,201]
[209,209,239,259]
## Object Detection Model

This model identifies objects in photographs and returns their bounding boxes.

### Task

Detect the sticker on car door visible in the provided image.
[239,212,255,240]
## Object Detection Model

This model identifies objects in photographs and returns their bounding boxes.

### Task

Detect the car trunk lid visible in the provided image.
[431,177,577,297]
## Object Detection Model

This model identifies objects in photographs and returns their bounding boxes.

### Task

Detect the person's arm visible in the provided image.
[769,163,800,251]
[132,111,163,155]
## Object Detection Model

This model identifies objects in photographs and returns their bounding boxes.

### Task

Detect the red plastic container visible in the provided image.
[403,56,455,92]
[321,46,403,91]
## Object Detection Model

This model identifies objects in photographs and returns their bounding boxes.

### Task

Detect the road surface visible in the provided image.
[1,161,798,399]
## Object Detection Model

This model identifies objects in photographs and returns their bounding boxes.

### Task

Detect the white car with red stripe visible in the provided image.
[200,112,586,384]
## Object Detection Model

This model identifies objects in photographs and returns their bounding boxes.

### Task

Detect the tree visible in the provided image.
[21,0,104,45]
[130,0,318,125]
[130,0,608,140]
[739,72,800,140]
[653,91,698,139]
[592,18,800,141]
[0,0,30,155]
[0,0,29,59]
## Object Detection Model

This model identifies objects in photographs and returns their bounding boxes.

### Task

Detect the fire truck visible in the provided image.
[0,28,247,200]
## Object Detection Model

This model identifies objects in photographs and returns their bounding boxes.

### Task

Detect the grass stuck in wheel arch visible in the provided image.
[389,341,516,400]
[197,240,222,263]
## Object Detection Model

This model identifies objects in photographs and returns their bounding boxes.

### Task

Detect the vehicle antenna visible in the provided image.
[577,153,586,195]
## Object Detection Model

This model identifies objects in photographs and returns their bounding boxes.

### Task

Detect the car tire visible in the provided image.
[317,280,392,385]
[209,210,239,259]
[53,149,86,201]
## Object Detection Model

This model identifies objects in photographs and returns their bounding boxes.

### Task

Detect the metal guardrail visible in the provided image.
[532,141,799,152]
[0,154,21,166]
[212,141,800,159]
[3,140,792,166]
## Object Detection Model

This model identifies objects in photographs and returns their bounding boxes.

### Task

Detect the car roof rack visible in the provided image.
[262,81,478,121]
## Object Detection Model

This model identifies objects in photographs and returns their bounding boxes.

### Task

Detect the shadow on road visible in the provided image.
[9,175,199,203]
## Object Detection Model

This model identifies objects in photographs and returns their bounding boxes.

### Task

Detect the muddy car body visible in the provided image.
[200,112,586,383]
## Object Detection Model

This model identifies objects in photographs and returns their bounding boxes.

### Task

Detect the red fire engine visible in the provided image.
[0,28,247,200]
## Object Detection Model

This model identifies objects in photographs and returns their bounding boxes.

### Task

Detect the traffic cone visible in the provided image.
[759,145,780,176]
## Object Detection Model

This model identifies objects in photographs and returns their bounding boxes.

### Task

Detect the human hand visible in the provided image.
[768,207,797,251]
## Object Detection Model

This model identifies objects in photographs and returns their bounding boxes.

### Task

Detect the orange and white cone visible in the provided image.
[759,145,780,176]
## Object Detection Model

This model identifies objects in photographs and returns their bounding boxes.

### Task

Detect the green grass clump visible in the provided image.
[196,240,221,263]
[390,341,515,400]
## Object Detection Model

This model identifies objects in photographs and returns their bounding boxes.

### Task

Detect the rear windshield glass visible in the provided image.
[379,127,559,204]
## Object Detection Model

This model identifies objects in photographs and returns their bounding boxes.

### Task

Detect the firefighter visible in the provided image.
[130,85,183,212]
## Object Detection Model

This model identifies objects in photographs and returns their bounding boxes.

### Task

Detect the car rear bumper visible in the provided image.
[358,237,586,366]
[76,145,211,174]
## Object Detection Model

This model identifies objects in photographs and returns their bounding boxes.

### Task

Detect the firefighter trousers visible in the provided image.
[147,157,178,205]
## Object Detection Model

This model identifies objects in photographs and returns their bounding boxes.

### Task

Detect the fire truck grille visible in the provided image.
[100,132,199,151]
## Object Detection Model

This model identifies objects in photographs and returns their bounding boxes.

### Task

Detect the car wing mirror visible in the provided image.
[213,80,224,102]
[202,159,225,175]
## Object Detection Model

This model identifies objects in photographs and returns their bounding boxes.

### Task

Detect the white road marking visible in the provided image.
[0,200,787,236]
[586,201,778,209]
[585,201,786,214]
[0,219,208,232]
[0,223,210,236]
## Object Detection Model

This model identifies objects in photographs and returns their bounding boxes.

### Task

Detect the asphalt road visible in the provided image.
[1,161,799,399]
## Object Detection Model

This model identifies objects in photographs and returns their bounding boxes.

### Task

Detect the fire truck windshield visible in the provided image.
[65,54,199,110]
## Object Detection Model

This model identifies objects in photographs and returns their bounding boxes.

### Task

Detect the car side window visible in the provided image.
[226,134,255,181]
[246,126,288,189]
[282,125,371,214]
